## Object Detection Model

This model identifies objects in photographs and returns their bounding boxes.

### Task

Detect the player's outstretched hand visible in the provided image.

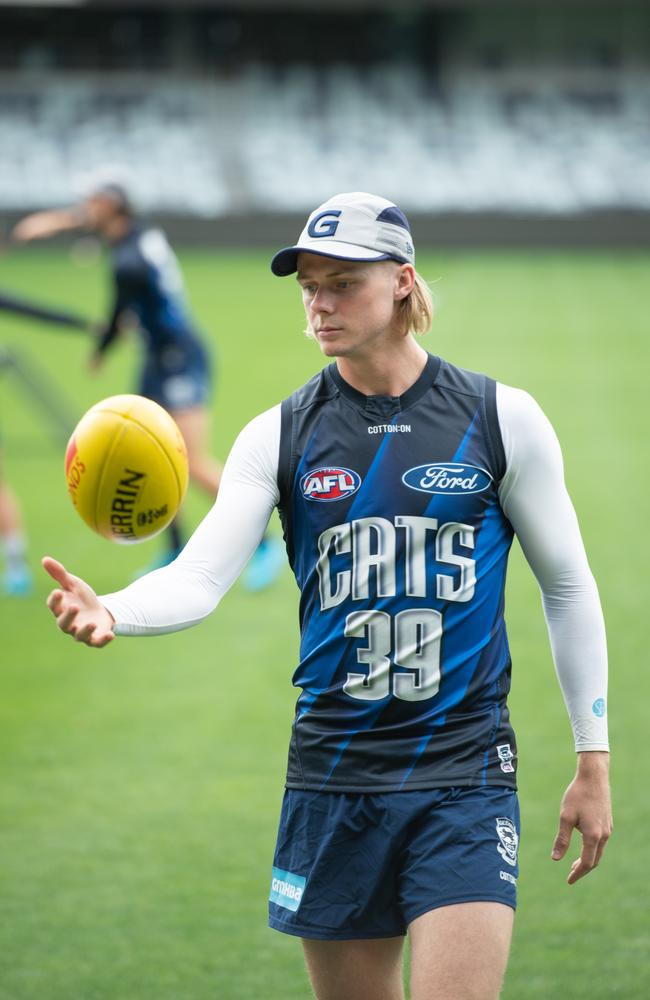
[11,208,81,244]
[551,751,612,885]
[12,213,58,243]
[43,556,115,648]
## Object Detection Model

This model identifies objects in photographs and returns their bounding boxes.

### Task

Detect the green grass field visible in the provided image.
[1,246,648,999]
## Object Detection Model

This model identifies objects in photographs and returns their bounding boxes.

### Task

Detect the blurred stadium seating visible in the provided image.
[2,63,649,215]
[0,1,648,230]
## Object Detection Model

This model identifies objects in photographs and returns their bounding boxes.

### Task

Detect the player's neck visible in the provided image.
[335,339,429,399]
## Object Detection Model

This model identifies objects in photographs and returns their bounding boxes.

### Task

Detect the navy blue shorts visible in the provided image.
[269,786,520,940]
[139,340,211,412]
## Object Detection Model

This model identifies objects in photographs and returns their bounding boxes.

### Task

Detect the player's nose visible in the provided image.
[310,287,335,313]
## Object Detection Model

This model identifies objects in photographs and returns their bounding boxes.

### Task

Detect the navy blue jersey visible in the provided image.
[98,224,204,361]
[277,354,517,793]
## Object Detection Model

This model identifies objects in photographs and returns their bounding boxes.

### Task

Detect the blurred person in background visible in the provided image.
[0,454,32,596]
[1,277,101,597]
[13,184,283,589]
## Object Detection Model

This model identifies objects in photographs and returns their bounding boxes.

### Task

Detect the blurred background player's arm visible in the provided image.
[11,206,87,243]
[0,290,94,333]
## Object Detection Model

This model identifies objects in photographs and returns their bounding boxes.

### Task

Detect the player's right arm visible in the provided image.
[44,405,281,645]
[11,207,86,243]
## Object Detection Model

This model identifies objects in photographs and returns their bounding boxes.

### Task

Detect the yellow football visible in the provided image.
[64,394,189,543]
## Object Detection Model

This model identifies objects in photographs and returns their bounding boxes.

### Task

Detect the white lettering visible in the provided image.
[271,878,303,902]
[395,515,438,598]
[317,516,476,610]
[317,523,352,610]
[303,471,355,495]
[368,424,412,435]
[352,517,396,600]
[436,523,476,602]
[420,467,479,492]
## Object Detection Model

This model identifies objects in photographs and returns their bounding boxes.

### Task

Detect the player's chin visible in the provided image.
[315,332,346,356]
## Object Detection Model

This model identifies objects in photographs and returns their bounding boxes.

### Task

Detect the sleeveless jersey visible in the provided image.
[277,354,517,792]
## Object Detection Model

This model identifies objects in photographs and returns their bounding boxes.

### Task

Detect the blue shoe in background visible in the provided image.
[242,537,285,592]
[3,563,33,597]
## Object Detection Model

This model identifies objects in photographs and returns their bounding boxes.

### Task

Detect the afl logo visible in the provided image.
[301,467,361,502]
[402,463,492,495]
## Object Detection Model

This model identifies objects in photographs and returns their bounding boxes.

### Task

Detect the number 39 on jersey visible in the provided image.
[316,514,477,703]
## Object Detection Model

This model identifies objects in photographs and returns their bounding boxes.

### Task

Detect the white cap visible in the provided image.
[271,191,415,276]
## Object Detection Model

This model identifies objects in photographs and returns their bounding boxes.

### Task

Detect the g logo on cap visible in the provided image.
[308,210,342,239]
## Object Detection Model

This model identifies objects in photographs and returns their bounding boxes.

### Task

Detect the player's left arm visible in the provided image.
[497,383,612,884]
[93,263,147,362]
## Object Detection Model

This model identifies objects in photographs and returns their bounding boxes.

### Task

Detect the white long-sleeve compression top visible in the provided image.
[101,382,609,752]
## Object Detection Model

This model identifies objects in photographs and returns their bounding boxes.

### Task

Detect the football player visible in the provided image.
[42,192,611,1000]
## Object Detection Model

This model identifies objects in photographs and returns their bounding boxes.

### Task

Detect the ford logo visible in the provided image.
[402,463,492,495]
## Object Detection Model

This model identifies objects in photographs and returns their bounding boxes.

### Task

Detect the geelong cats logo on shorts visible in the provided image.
[402,463,492,495]
[496,818,519,867]
[301,467,361,502]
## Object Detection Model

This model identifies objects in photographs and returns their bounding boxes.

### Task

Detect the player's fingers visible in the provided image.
[74,622,96,644]
[593,831,611,868]
[579,834,599,871]
[56,605,79,633]
[46,589,65,615]
[567,858,584,884]
[566,833,602,884]
[42,556,74,591]
[551,816,574,860]
[567,856,595,885]
[89,630,114,649]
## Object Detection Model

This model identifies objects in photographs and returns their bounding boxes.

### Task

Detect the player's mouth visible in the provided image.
[316,326,343,339]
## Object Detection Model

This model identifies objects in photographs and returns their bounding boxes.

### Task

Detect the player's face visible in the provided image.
[296,254,413,360]
[84,194,121,232]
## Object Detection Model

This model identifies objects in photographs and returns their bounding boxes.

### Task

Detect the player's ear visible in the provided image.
[394,263,415,301]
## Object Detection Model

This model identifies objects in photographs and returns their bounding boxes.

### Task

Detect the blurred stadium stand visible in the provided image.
[1,1,649,244]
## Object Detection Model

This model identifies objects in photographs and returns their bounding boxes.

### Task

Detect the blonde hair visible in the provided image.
[397,270,434,337]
